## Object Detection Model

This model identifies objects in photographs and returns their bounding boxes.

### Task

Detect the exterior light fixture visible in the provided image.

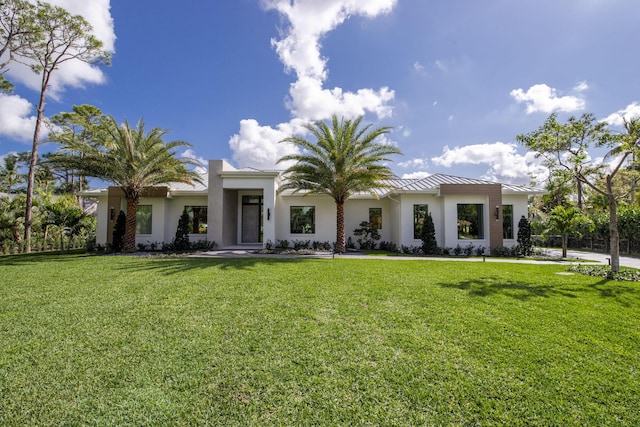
[110,207,115,220]
[495,205,500,220]
[267,208,271,220]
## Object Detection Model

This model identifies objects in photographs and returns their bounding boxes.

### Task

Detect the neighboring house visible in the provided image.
[83,159,545,252]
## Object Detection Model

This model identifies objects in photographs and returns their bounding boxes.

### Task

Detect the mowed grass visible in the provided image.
[0,254,638,426]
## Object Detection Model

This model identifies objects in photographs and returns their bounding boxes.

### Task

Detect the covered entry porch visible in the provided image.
[207,160,278,249]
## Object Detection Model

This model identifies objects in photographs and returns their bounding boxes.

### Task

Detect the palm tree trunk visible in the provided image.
[123,196,139,253]
[335,201,345,253]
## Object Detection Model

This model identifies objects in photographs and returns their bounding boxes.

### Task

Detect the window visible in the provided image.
[369,208,382,230]
[185,206,208,234]
[413,204,428,239]
[136,205,152,234]
[290,206,315,234]
[502,205,513,239]
[457,204,483,239]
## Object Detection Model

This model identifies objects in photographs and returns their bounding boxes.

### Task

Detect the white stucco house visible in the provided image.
[82,159,545,253]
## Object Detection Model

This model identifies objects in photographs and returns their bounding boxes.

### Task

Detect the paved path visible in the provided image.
[193,248,640,268]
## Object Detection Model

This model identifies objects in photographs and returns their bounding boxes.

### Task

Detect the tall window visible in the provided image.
[136,205,152,234]
[290,206,315,234]
[369,208,382,230]
[457,204,483,239]
[185,206,208,234]
[502,205,513,239]
[413,204,428,239]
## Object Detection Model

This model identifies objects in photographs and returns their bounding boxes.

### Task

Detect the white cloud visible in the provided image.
[431,142,547,185]
[401,171,431,179]
[229,119,307,170]
[180,149,208,175]
[0,94,38,141]
[510,83,586,114]
[230,0,397,169]
[413,61,426,76]
[398,158,428,169]
[603,102,640,126]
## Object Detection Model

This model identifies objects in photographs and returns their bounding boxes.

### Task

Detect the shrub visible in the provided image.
[293,239,311,250]
[453,244,463,256]
[475,246,485,256]
[463,243,475,256]
[111,210,126,252]
[173,209,191,251]
[353,221,381,250]
[517,215,533,256]
[277,239,290,250]
[420,213,439,255]
[379,241,399,253]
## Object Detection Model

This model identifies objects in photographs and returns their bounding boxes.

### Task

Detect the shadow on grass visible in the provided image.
[0,251,94,266]
[439,278,578,301]
[439,276,640,306]
[111,255,322,275]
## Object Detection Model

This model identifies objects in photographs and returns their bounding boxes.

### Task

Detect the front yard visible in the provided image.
[0,254,638,425]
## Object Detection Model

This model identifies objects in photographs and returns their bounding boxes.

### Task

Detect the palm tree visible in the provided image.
[277,115,402,253]
[52,116,202,253]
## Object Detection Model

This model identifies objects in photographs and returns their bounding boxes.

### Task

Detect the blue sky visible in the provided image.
[2,0,640,185]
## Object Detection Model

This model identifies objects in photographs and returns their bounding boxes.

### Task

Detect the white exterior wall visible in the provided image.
[275,194,336,245]
[502,194,529,247]
[163,196,209,244]
[94,195,109,245]
[134,197,168,247]
[343,198,393,246]
[396,194,442,249]
[442,194,491,250]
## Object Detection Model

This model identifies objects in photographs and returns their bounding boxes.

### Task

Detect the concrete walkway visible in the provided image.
[193,248,640,268]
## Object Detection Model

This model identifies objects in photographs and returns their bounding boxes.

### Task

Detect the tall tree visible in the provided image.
[517,114,640,272]
[0,153,24,193]
[16,2,110,252]
[48,105,106,198]
[0,0,37,92]
[277,115,401,253]
[545,205,593,259]
[52,116,202,253]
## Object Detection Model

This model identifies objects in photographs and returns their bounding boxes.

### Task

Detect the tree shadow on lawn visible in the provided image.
[111,256,319,275]
[438,276,640,306]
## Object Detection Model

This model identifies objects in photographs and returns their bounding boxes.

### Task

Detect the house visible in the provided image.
[83,159,545,252]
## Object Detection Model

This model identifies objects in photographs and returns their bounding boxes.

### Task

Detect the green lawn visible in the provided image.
[0,254,638,426]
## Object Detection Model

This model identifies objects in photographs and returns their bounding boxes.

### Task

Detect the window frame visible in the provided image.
[136,205,153,234]
[290,206,315,234]
[413,204,429,239]
[185,205,208,234]
[502,204,513,239]
[369,207,382,230]
[457,203,484,240]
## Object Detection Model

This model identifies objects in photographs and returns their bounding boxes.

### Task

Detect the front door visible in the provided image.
[241,195,263,243]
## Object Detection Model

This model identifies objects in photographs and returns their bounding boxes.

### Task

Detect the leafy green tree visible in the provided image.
[47,105,107,197]
[277,115,402,253]
[517,113,640,272]
[0,194,23,243]
[420,212,439,255]
[42,193,85,252]
[545,206,594,258]
[516,215,532,256]
[52,116,202,253]
[0,153,24,193]
[17,2,110,252]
